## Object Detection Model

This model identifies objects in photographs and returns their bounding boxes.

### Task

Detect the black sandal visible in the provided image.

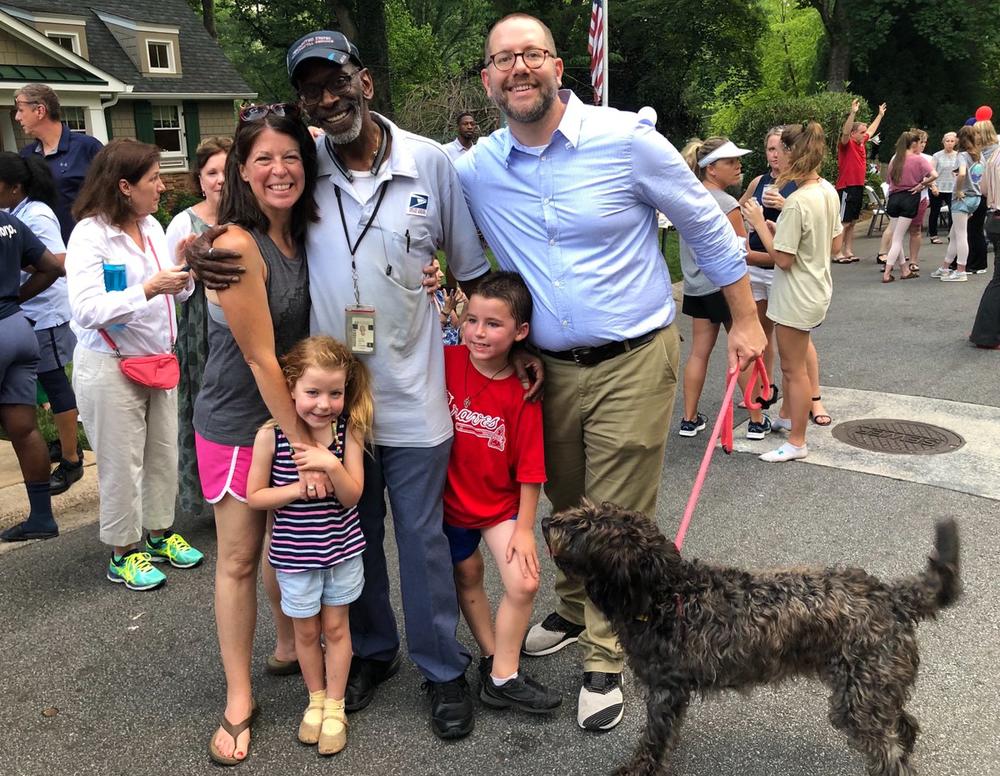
[809,396,832,427]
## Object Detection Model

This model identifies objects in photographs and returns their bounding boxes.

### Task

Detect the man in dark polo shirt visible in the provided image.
[16,83,103,244]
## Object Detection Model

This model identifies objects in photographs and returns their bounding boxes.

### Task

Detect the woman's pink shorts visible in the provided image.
[195,431,254,504]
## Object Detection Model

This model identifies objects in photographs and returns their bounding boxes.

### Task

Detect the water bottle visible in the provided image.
[102,263,127,333]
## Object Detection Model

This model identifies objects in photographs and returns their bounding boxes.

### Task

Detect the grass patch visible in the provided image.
[661,229,681,283]
[34,405,90,451]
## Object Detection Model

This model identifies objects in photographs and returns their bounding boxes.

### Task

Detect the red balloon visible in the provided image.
[975,105,993,121]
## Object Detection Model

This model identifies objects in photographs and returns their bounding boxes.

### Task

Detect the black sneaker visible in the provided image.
[48,440,83,464]
[477,655,493,692]
[480,671,562,713]
[678,413,708,437]
[344,652,402,713]
[424,676,474,739]
[49,457,84,495]
[523,612,585,656]
[746,415,772,441]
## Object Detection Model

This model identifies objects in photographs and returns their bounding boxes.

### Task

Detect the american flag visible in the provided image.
[587,0,605,105]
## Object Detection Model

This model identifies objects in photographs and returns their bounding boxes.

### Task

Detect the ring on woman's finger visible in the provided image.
[307,485,317,491]
[208,247,215,259]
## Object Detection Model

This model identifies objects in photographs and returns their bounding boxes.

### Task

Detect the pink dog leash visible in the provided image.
[674,357,771,551]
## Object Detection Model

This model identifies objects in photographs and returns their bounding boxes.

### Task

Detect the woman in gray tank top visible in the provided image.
[193,107,320,765]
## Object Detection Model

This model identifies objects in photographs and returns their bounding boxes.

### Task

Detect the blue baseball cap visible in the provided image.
[287,30,363,84]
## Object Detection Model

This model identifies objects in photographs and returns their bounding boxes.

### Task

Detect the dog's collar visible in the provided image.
[635,594,686,631]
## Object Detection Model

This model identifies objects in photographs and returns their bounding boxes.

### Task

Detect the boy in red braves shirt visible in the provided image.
[443,271,561,714]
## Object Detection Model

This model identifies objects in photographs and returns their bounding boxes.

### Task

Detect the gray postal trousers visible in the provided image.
[348,439,471,683]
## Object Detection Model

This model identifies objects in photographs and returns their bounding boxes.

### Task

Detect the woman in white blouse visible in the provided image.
[66,139,203,592]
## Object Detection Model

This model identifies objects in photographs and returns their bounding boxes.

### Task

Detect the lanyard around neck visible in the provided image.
[335,183,388,306]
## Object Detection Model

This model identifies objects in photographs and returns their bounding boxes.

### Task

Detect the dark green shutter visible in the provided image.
[133,100,154,143]
[104,108,114,140]
[183,101,200,166]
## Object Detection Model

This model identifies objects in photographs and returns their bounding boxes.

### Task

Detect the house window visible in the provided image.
[62,106,87,133]
[152,104,183,152]
[46,32,80,55]
[147,40,174,72]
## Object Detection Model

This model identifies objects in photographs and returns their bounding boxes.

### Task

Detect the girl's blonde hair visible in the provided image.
[680,136,730,181]
[776,122,826,186]
[888,130,922,185]
[957,125,981,162]
[973,120,997,149]
[281,335,374,441]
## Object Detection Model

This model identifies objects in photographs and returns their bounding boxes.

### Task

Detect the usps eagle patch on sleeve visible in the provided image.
[407,193,429,216]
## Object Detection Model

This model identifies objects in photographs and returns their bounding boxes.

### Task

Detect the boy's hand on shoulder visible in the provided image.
[506,525,540,579]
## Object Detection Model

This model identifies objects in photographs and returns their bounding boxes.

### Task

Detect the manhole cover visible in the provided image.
[832,419,965,455]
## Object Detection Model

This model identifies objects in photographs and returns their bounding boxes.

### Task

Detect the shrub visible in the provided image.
[711,90,871,182]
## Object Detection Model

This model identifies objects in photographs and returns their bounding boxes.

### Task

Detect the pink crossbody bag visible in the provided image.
[98,238,180,390]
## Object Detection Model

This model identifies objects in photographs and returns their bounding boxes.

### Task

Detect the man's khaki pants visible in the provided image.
[541,325,680,673]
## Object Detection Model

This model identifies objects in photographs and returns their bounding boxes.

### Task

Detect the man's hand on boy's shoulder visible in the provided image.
[512,349,544,401]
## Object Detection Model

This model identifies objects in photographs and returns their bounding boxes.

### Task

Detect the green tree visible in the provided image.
[209,0,393,113]
[386,0,445,107]
[758,0,824,96]
[405,0,493,73]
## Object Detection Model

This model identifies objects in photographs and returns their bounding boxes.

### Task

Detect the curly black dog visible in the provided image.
[542,501,960,776]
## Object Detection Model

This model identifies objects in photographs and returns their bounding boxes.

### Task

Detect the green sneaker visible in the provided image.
[107,550,166,591]
[145,530,204,569]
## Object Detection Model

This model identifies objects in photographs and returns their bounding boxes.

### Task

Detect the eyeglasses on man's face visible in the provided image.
[13,100,40,111]
[487,48,552,72]
[297,70,362,104]
[238,102,301,124]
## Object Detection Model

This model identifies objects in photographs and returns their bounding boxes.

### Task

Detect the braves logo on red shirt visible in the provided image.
[448,392,507,451]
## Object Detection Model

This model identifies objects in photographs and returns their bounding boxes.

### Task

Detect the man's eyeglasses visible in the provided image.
[297,71,361,104]
[14,100,40,110]
[487,48,551,72]
[238,102,301,124]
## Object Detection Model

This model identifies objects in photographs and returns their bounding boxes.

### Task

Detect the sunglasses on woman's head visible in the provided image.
[238,103,301,124]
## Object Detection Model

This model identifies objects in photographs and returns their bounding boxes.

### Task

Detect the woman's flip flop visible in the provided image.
[209,703,259,766]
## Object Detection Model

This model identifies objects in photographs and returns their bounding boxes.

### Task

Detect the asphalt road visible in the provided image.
[2,236,998,776]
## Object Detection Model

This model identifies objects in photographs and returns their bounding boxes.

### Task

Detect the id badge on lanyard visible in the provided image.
[346,305,376,354]
[336,183,389,355]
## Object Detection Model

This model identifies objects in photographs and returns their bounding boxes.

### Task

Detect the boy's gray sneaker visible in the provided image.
[523,612,585,656]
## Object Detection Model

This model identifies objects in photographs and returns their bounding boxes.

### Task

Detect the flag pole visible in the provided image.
[602,0,609,107]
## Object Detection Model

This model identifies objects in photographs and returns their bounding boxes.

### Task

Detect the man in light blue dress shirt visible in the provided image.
[454,12,766,732]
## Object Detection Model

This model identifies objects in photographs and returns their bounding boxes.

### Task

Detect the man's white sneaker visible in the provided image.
[578,672,624,731]
[759,442,808,462]
[523,612,585,656]
[940,270,968,282]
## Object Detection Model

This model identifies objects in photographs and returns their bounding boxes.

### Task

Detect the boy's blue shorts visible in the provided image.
[443,516,517,564]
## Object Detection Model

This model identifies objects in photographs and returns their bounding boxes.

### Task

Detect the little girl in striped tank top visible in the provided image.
[247,335,373,756]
